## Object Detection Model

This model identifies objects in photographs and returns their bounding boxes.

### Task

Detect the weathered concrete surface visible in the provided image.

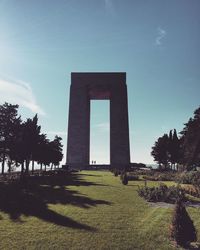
[66,72,130,169]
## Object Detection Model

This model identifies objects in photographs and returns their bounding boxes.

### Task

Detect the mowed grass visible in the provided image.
[0,171,200,250]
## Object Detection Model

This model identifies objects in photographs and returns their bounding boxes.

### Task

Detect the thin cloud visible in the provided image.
[0,78,45,115]
[155,27,167,46]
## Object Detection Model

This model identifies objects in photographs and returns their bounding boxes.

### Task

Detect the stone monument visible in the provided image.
[66,72,130,169]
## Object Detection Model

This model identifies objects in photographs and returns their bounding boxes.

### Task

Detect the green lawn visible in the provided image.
[0,170,200,250]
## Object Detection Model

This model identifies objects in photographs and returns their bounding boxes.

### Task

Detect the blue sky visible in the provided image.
[0,0,199,164]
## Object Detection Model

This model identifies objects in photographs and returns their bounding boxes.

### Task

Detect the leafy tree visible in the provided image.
[35,134,51,171]
[0,102,64,174]
[21,114,41,172]
[168,129,181,170]
[49,136,63,169]
[6,116,23,172]
[0,103,20,174]
[32,134,63,171]
[152,107,200,170]
[180,107,200,170]
[152,130,181,170]
[151,134,169,169]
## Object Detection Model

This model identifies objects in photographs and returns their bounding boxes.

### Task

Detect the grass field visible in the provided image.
[0,170,200,250]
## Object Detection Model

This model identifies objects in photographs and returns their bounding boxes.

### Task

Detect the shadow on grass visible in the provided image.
[77,173,103,177]
[0,173,111,230]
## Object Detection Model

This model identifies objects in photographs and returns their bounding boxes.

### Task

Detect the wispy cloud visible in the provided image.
[155,27,167,46]
[104,0,115,16]
[0,78,45,115]
[95,122,109,132]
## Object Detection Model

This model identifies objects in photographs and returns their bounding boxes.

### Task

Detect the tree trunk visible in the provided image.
[8,160,13,173]
[1,140,7,174]
[21,161,24,173]
[2,153,6,174]
[32,160,34,174]
[25,159,30,172]
[40,163,42,171]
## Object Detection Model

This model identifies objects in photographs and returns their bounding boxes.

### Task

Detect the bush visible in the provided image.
[121,173,128,185]
[182,184,200,198]
[128,174,139,181]
[170,198,197,247]
[114,170,119,177]
[111,168,122,177]
[138,183,185,203]
[143,172,177,181]
[177,171,200,186]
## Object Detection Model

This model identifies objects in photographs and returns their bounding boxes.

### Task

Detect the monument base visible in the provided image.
[65,163,131,171]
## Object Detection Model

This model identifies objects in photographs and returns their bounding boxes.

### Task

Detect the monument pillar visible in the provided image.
[110,83,130,167]
[67,83,90,168]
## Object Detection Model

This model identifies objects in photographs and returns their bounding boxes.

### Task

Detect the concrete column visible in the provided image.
[66,83,90,168]
[110,83,130,168]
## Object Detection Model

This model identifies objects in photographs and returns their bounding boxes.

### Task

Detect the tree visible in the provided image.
[21,114,41,172]
[151,134,169,169]
[0,103,20,174]
[0,102,64,174]
[35,134,50,171]
[6,116,23,172]
[168,129,181,170]
[31,134,63,171]
[152,129,181,170]
[49,136,63,169]
[170,198,197,247]
[180,107,200,170]
[167,130,173,168]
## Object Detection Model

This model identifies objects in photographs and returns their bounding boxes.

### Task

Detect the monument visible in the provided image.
[66,72,130,169]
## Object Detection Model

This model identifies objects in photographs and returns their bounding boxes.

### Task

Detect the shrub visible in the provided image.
[137,183,185,203]
[177,171,200,185]
[120,171,125,180]
[134,169,155,176]
[114,170,119,177]
[142,172,177,181]
[182,184,200,198]
[128,174,139,181]
[142,175,158,181]
[170,198,197,247]
[121,173,128,185]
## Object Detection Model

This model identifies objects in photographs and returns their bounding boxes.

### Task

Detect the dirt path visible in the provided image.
[149,201,200,208]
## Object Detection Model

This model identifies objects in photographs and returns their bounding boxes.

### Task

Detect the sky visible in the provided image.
[0,0,200,165]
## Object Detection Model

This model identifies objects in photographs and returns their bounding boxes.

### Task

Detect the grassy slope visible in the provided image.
[0,171,199,250]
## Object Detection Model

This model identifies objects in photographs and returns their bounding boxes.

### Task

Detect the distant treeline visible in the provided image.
[151,106,200,171]
[0,103,63,174]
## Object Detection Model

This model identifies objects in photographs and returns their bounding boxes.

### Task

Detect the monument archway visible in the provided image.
[66,72,130,169]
